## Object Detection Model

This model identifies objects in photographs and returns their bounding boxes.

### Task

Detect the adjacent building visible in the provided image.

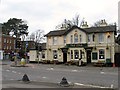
[45,20,116,65]
[2,34,16,59]
[0,24,3,60]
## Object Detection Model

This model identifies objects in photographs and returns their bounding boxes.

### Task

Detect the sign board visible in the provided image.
[66,43,87,48]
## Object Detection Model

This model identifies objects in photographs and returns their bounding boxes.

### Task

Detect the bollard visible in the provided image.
[22,74,30,82]
[60,77,69,87]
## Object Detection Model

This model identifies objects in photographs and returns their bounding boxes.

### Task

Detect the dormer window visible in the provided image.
[74,34,78,43]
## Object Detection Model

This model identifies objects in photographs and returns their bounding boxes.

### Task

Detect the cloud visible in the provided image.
[0,0,119,34]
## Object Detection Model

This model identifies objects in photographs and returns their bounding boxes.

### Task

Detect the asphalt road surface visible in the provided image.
[1,60,118,89]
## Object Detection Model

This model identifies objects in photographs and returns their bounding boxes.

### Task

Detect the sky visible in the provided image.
[0,0,119,34]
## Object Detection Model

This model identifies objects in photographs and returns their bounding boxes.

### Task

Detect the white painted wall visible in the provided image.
[29,50,37,62]
[0,50,3,60]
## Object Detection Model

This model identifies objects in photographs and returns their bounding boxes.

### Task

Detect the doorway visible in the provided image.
[63,52,67,63]
[87,50,91,64]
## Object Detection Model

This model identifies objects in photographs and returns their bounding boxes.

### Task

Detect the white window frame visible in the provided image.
[74,50,79,60]
[53,50,58,60]
[53,37,57,45]
[74,34,78,43]
[71,35,73,44]
[98,33,104,43]
[79,35,82,43]
[99,49,105,60]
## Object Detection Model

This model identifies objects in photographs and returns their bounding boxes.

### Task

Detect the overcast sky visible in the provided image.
[0,0,119,34]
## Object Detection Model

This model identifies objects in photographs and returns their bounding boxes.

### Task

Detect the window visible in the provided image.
[10,46,12,50]
[4,45,6,49]
[93,34,95,42]
[42,51,45,58]
[74,50,79,59]
[74,34,78,43]
[4,39,6,43]
[88,35,91,42]
[79,35,82,43]
[7,40,9,43]
[64,36,66,44]
[10,40,11,43]
[99,33,104,43]
[92,52,98,60]
[99,49,105,59]
[71,50,73,59]
[7,46,9,49]
[53,50,58,59]
[71,35,73,44]
[53,37,57,45]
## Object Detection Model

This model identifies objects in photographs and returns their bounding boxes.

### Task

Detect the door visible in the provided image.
[63,53,67,63]
[115,53,120,67]
[87,50,91,64]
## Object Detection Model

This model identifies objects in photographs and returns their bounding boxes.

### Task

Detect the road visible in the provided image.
[2,60,118,89]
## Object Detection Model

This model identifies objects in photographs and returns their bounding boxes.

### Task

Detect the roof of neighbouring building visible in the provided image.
[84,25,116,33]
[45,25,116,36]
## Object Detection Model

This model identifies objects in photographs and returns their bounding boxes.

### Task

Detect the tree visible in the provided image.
[55,14,83,30]
[28,29,45,43]
[2,18,28,37]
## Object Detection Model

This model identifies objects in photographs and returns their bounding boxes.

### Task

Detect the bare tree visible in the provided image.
[28,29,45,43]
[55,14,83,30]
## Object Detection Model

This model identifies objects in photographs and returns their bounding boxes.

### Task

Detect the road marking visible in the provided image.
[42,77,47,79]
[74,83,111,88]
[12,71,17,73]
[6,70,10,72]
[47,68,54,70]
[71,70,78,72]
[100,72,105,74]
[18,73,21,74]
[10,67,15,69]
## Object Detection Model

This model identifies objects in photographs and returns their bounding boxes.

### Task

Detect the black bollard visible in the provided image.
[22,74,30,82]
[60,77,69,87]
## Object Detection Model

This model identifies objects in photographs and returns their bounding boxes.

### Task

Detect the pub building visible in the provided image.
[45,20,116,65]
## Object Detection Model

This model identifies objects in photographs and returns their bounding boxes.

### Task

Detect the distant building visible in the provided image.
[2,34,16,59]
[45,20,117,65]
[0,24,3,60]
[29,43,46,62]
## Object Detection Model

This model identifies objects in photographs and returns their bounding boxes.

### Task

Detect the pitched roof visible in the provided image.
[45,30,66,36]
[45,25,116,37]
[84,25,116,33]
[45,26,86,37]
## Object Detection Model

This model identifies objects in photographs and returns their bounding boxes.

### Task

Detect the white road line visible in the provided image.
[100,72,105,74]
[10,67,15,69]
[46,68,54,70]
[12,71,17,73]
[74,83,111,88]
[71,70,78,72]
[18,73,21,74]
[42,77,47,79]
[6,70,10,72]
[100,72,117,75]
